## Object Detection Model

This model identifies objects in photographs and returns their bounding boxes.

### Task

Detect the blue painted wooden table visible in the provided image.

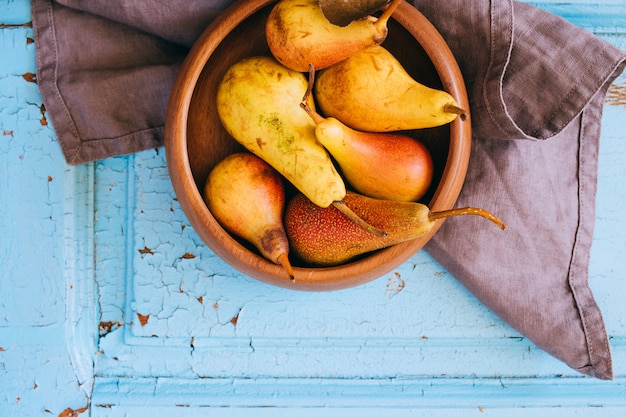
[1,1,626,416]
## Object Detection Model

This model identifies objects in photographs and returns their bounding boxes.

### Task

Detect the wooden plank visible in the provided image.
[1,1,626,415]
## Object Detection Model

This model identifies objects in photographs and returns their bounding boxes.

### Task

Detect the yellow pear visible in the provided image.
[216,56,344,209]
[314,45,466,132]
[285,191,506,266]
[204,153,294,280]
[265,0,402,72]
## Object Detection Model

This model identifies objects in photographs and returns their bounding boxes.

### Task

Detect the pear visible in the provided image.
[204,153,295,281]
[265,0,402,72]
[216,56,344,209]
[314,45,466,132]
[301,101,433,202]
[216,56,386,237]
[285,191,506,266]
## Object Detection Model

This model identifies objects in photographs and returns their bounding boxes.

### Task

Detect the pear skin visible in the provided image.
[266,0,402,72]
[284,191,506,266]
[302,103,433,202]
[216,56,345,209]
[204,153,295,280]
[314,45,466,132]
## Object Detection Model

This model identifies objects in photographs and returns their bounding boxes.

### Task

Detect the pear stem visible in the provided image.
[332,200,388,237]
[303,63,315,104]
[301,64,326,124]
[277,253,296,282]
[428,207,507,230]
[444,104,468,121]
[375,0,402,30]
[301,102,325,124]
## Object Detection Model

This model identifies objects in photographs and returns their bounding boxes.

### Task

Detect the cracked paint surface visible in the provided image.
[1,9,89,415]
[3,2,626,414]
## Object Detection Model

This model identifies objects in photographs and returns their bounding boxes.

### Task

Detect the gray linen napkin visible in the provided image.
[414,0,626,379]
[31,0,626,379]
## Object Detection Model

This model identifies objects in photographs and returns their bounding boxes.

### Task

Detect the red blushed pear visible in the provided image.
[301,100,434,202]
[285,191,506,266]
[203,153,295,281]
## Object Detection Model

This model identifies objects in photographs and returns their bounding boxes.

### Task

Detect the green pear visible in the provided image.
[266,0,402,72]
[301,102,433,202]
[285,191,506,266]
[204,153,294,280]
[314,45,466,132]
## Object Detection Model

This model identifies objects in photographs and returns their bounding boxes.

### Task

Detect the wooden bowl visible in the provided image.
[164,0,471,291]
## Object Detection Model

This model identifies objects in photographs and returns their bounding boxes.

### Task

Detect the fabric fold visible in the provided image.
[416,0,626,379]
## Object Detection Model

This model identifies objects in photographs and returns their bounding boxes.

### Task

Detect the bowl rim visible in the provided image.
[164,0,471,291]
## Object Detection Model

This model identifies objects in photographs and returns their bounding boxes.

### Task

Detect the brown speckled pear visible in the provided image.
[203,153,295,281]
[285,191,506,266]
[266,0,401,72]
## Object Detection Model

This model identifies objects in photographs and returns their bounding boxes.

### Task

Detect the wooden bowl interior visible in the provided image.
[187,8,448,199]
[168,0,470,291]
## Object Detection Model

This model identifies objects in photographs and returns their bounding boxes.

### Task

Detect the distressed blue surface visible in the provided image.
[1,1,626,416]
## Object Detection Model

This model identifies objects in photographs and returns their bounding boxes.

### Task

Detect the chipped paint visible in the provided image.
[138,246,154,255]
[22,72,36,83]
[136,313,150,327]
[606,81,626,107]
[39,104,48,125]
[0,22,32,28]
[385,272,405,299]
[57,405,88,417]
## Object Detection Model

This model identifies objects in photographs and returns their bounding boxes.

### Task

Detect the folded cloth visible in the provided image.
[31,0,626,379]
[414,0,626,379]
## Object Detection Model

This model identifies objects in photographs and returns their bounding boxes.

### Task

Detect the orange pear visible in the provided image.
[203,153,295,281]
[285,191,506,266]
[301,102,433,202]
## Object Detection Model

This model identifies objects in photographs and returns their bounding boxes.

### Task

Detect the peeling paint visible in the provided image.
[0,22,33,28]
[606,82,626,107]
[138,246,154,255]
[57,405,88,417]
[99,321,122,336]
[137,313,149,326]
[39,104,48,126]
[230,310,240,326]
[385,272,405,299]
[22,72,36,83]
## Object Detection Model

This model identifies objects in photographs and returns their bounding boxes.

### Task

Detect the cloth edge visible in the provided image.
[31,0,171,165]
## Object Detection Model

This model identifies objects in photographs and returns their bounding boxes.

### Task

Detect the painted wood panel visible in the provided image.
[1,1,626,415]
